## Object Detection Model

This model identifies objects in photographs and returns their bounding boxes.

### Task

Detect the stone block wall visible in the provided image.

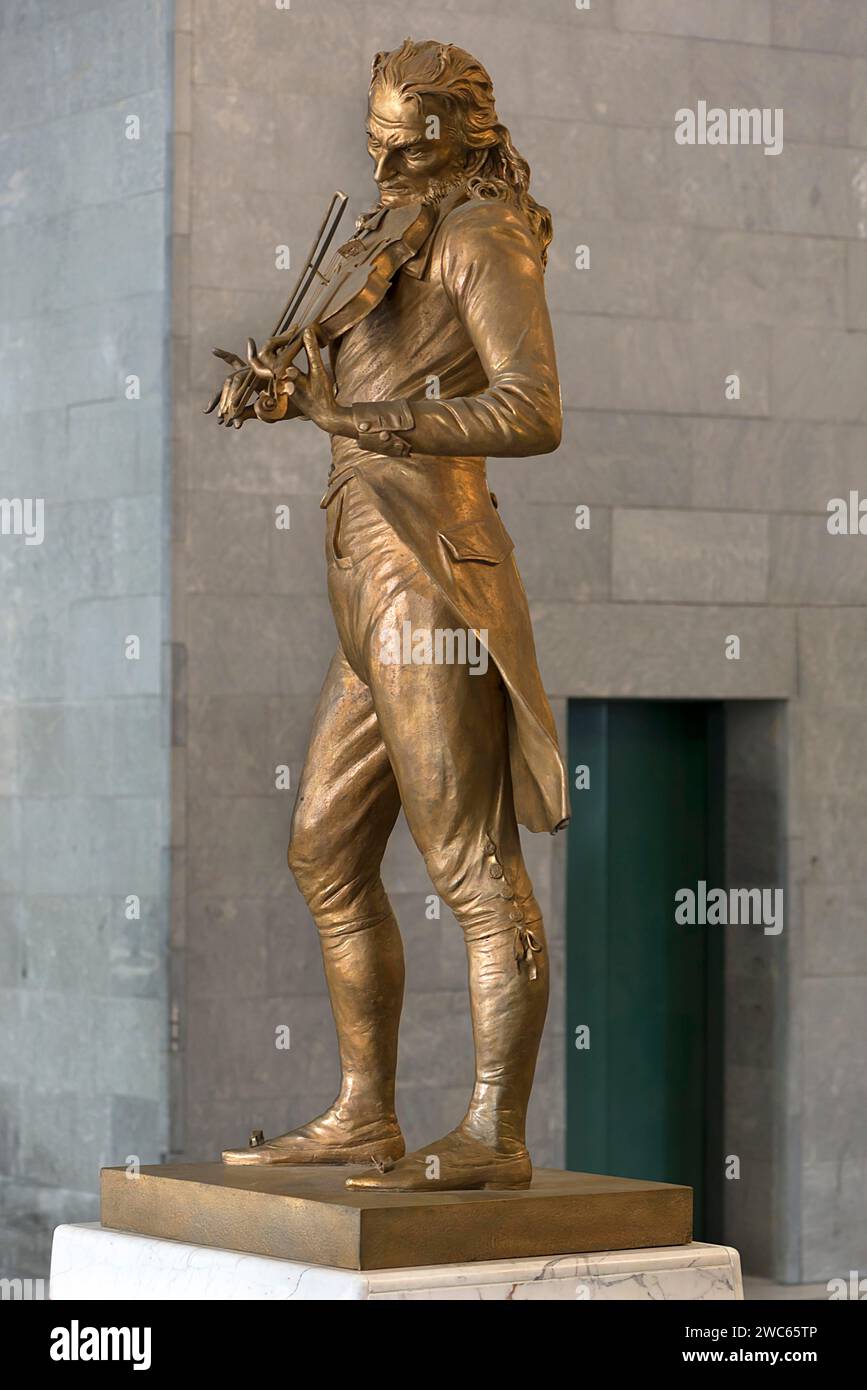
[0,0,173,1276]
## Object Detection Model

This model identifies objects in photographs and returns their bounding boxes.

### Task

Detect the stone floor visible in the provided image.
[744,1278,828,1301]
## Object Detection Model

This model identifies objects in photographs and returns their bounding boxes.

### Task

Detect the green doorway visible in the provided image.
[565,701,725,1240]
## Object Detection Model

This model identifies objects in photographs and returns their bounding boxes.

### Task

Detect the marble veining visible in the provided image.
[50,1224,743,1301]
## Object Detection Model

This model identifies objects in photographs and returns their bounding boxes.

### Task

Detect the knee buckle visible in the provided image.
[483,832,543,981]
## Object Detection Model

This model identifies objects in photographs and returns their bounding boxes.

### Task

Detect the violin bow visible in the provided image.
[205,190,349,424]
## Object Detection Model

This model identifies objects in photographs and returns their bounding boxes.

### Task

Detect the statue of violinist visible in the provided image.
[216,38,569,1192]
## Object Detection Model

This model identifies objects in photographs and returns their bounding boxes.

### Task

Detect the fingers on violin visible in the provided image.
[218,370,245,419]
[258,344,288,377]
[281,364,300,395]
[246,339,275,383]
[302,327,326,377]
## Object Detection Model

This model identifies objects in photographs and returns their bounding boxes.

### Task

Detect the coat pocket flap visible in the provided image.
[438,516,515,566]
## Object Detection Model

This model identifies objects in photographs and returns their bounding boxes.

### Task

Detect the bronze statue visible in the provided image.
[214,38,568,1192]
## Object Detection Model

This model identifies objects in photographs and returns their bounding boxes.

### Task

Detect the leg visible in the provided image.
[223,646,405,1166]
[344,574,549,1191]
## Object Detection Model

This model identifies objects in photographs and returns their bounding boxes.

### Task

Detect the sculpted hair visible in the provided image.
[370,38,553,268]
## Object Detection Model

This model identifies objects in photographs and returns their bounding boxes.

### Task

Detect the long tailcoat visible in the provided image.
[321,193,570,834]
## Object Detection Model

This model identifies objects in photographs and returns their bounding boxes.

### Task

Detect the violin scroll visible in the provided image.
[204,335,305,428]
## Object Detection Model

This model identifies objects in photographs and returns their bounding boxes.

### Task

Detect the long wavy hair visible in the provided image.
[369,38,553,268]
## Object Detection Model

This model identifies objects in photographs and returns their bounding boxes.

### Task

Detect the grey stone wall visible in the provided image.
[532,0,867,1284]
[169,0,867,1282]
[0,0,173,1275]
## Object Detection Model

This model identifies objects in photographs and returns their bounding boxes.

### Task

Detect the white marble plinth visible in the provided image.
[51,1224,743,1301]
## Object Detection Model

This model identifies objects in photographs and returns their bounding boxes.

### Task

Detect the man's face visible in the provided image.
[367,88,468,206]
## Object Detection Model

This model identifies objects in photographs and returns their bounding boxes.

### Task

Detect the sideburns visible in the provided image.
[421,173,466,207]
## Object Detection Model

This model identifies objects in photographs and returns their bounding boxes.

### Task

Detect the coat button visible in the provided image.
[490,865,504,879]
[484,840,497,856]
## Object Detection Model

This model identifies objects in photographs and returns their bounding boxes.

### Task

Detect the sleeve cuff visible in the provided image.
[352,399,414,457]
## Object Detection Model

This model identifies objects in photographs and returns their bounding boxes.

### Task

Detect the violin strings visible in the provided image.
[231,192,349,420]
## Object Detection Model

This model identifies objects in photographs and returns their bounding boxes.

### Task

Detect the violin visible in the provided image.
[205,192,437,427]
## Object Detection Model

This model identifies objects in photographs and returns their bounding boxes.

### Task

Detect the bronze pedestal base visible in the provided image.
[100,1164,692,1272]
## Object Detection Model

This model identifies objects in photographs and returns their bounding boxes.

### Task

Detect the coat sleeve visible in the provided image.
[350,201,562,459]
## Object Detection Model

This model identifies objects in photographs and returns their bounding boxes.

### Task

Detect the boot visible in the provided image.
[346,913,548,1190]
[223,912,406,1166]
